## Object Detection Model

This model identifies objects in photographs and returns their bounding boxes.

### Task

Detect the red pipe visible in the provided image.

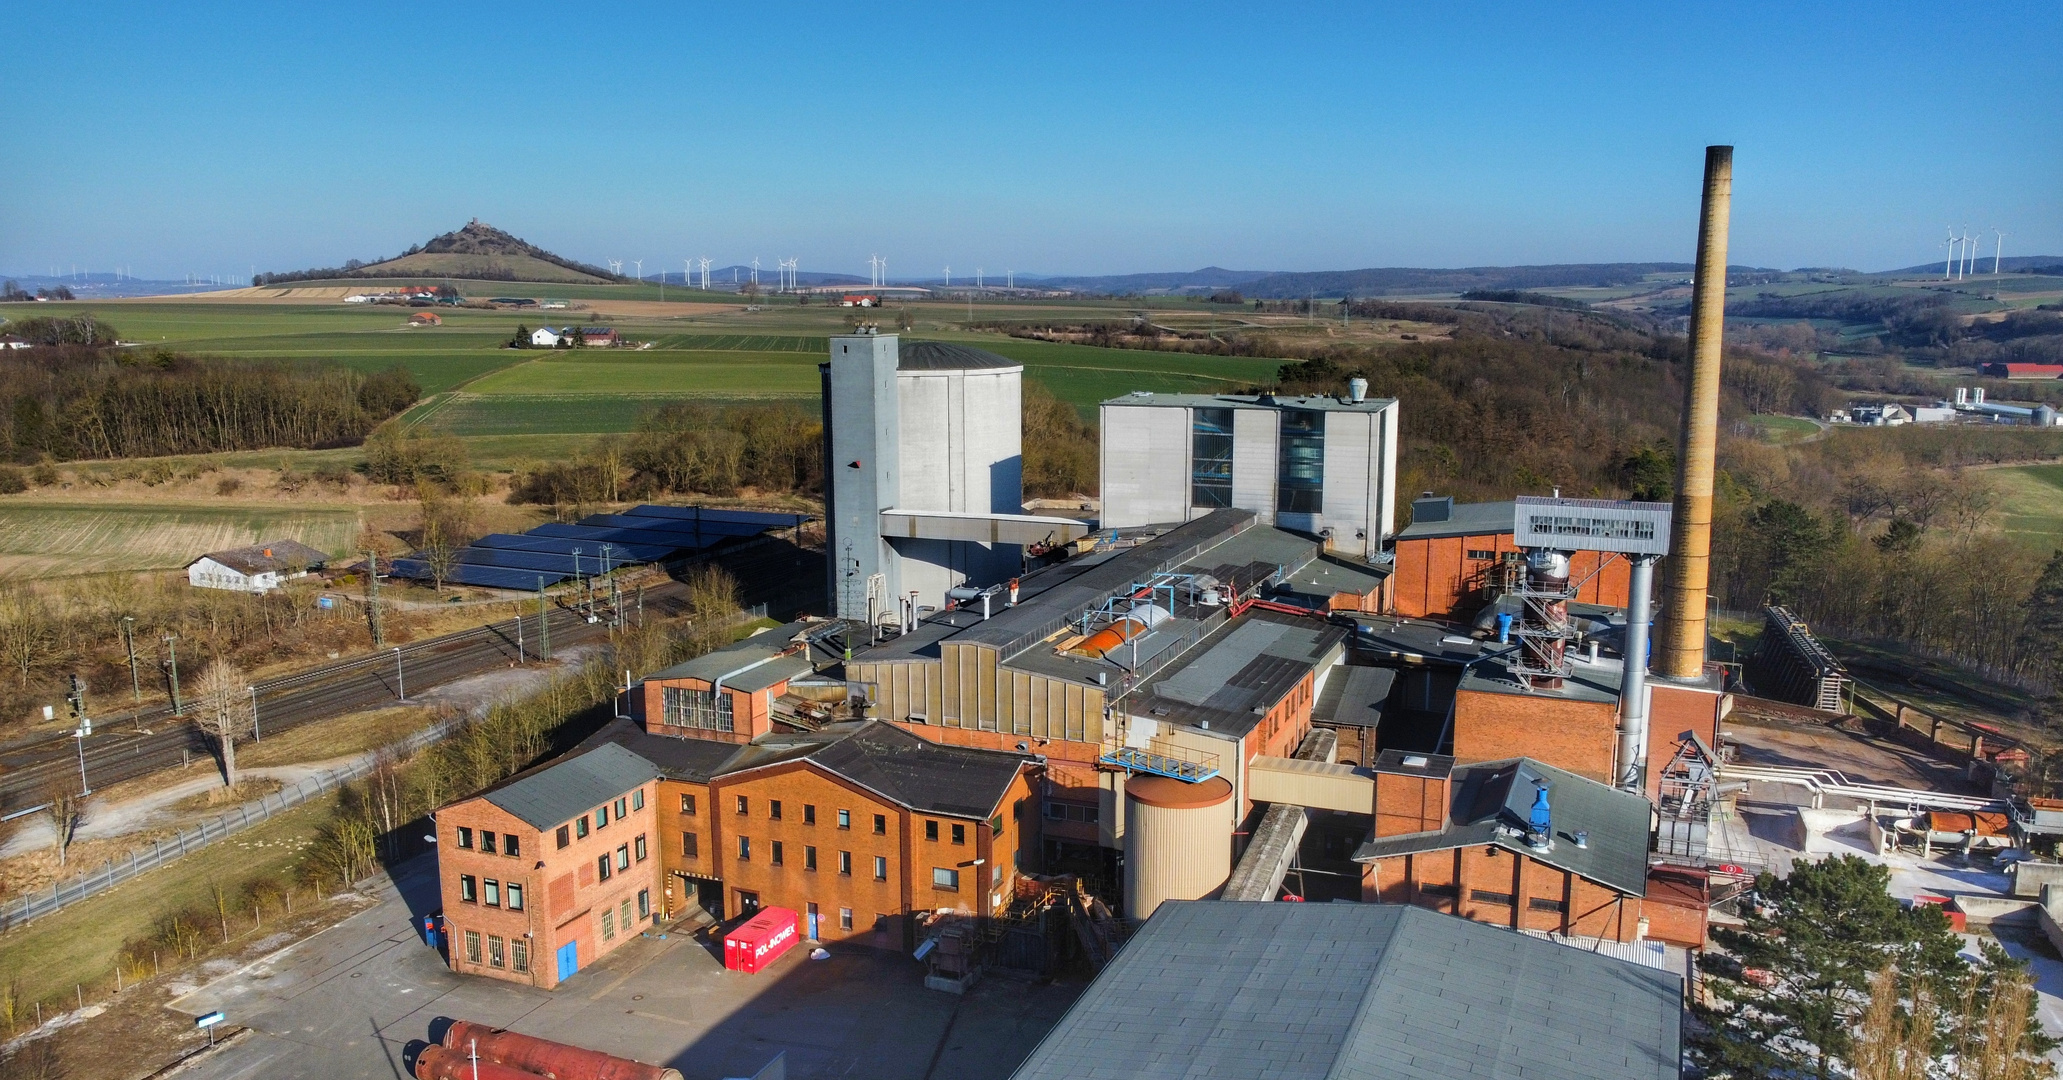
[443,1021,684,1080]
[415,1045,548,1080]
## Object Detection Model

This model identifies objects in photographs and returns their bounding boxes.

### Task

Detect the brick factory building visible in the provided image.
[1389,495,1633,621]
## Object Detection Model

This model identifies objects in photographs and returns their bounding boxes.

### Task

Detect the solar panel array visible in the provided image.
[387,505,808,590]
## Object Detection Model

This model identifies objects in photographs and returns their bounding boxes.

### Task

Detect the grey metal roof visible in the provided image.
[1314,665,1395,729]
[1099,390,1399,413]
[1352,756,1653,897]
[898,340,1020,371]
[1131,609,1348,738]
[191,539,330,576]
[643,619,822,693]
[718,720,1028,818]
[478,742,660,831]
[1395,499,1516,541]
[1007,900,1682,1080]
[574,718,739,784]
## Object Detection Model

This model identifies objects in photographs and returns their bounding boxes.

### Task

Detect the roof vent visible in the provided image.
[1411,495,1453,523]
[1574,830,1589,849]
[1402,754,1429,768]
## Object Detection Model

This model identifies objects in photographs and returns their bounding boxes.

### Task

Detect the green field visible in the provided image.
[1991,463,2063,548]
[1747,414,1824,444]
[0,501,363,577]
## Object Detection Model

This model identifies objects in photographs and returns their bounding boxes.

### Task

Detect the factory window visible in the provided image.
[465,930,482,964]
[455,827,473,849]
[874,856,888,881]
[873,814,887,835]
[602,908,616,941]
[738,836,751,860]
[459,875,477,903]
[839,850,853,876]
[483,879,500,907]
[838,809,851,829]
[1469,889,1515,907]
[771,841,784,867]
[681,793,697,815]
[597,855,612,882]
[506,883,524,911]
[1046,802,1099,823]
[736,796,749,816]
[1528,897,1569,914]
[576,816,590,840]
[481,831,497,855]
[1467,549,1497,561]
[488,934,505,968]
[805,845,818,871]
[683,833,699,858]
[632,790,644,811]
[932,868,960,891]
[635,835,648,862]
[770,800,783,821]
[663,684,735,732]
[1417,882,1458,898]
[638,890,650,919]
[621,899,633,929]
[803,804,816,825]
[1276,409,1324,515]
[615,797,628,819]
[504,834,519,858]
[617,844,630,871]
[925,820,939,842]
[1191,407,1235,508]
[840,908,854,931]
[557,825,570,849]
[511,940,528,974]
[951,823,966,845]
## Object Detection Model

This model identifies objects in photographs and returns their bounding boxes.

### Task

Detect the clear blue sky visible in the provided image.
[3,2,2057,279]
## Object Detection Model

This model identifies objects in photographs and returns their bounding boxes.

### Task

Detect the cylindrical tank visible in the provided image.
[1348,377,1369,403]
[1123,774,1234,920]
[415,1045,549,1080]
[443,1020,684,1080]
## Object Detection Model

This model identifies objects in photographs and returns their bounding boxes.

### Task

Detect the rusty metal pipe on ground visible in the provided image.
[415,1044,551,1080]
[443,1020,685,1080]
[1658,144,1733,681]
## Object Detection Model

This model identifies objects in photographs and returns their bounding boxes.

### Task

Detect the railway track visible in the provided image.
[0,585,689,810]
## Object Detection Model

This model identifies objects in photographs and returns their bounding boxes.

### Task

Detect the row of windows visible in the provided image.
[462,930,528,972]
[600,890,653,941]
[662,685,735,732]
[595,835,650,882]
[1044,802,1100,823]
[725,796,888,835]
[1189,407,1330,513]
[555,790,646,849]
[1416,881,1568,914]
[733,838,892,880]
[457,875,524,910]
[454,827,520,858]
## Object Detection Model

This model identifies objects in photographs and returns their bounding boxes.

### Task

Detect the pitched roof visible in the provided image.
[1395,498,1517,540]
[1008,901,1682,1080]
[1352,756,1653,896]
[718,721,1027,818]
[190,539,330,576]
[574,718,739,784]
[643,619,821,693]
[476,741,659,830]
[1134,608,1348,738]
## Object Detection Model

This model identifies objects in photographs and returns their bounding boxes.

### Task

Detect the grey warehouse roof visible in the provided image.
[191,539,330,576]
[1100,390,1399,412]
[1007,900,1683,1080]
[897,340,1021,371]
[478,741,660,831]
[575,718,740,784]
[1395,498,1517,541]
[643,618,822,693]
[715,720,1029,818]
[1133,608,1347,738]
[1314,665,1396,728]
[1353,756,1653,897]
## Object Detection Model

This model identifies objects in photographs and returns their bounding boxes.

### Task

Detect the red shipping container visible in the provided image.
[724,907,800,973]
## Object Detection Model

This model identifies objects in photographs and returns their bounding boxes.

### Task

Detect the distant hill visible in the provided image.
[1019,267,1276,293]
[1024,263,1704,297]
[255,221,626,286]
[1880,255,2063,277]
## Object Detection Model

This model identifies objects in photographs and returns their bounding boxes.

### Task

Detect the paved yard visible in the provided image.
[172,856,1084,1080]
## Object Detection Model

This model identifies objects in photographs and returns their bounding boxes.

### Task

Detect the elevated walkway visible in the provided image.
[1099,745,1220,783]
[879,509,1092,546]
[1246,754,1373,815]
[1223,731,1338,903]
[1718,762,2004,814]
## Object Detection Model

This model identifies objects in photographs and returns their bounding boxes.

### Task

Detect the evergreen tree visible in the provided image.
[2020,549,2063,685]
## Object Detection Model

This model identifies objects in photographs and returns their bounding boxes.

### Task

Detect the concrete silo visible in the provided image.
[1123,774,1235,920]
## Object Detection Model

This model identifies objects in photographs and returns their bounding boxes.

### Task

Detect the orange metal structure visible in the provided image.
[443,1020,684,1080]
[415,1045,546,1080]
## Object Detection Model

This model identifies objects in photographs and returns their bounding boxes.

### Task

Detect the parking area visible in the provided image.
[172,856,1085,1080]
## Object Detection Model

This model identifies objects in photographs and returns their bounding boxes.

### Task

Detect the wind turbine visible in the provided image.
[633,259,644,282]
[1993,229,2007,275]
[1961,227,1975,279]
[1945,228,1956,279]
[943,265,951,287]
[750,258,760,287]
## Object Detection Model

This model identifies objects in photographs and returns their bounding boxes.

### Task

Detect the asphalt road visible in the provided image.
[0,586,686,811]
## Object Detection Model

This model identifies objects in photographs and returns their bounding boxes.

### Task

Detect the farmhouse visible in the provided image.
[186,540,329,594]
[840,294,878,307]
[580,326,618,347]
[530,326,564,347]
[408,311,443,326]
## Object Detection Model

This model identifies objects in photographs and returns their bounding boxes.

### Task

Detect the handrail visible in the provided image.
[1717,761,2003,813]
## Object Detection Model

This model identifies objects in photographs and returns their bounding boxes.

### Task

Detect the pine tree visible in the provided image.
[2019,550,2063,685]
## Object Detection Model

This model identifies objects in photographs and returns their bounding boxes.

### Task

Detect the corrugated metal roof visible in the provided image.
[478,742,659,831]
[191,539,329,576]
[1007,901,1682,1080]
[1099,390,1398,413]
[1394,498,1517,541]
[643,618,822,692]
[1133,609,1346,737]
[1315,665,1395,728]
[897,340,1019,371]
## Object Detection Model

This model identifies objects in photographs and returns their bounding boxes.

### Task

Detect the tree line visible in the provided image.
[0,346,418,463]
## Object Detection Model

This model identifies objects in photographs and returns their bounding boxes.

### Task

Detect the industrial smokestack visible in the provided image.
[1657,145,1733,682]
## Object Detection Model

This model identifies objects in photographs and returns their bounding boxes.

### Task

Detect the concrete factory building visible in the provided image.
[1098,383,1401,561]
[1009,900,1686,1080]
[820,331,1091,627]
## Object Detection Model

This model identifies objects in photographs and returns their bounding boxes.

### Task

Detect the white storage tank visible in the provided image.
[1123,774,1234,920]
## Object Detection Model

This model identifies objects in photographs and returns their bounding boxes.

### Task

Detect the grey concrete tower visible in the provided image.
[822,330,901,620]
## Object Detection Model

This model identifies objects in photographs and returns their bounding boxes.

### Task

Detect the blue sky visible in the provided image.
[3,2,2057,279]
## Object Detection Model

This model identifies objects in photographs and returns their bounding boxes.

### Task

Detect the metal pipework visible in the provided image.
[1616,554,1657,793]
[1658,145,1733,681]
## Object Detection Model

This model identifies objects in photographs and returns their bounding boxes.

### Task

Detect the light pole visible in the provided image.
[120,616,140,702]
[163,635,182,715]
[250,685,261,741]
[394,647,405,702]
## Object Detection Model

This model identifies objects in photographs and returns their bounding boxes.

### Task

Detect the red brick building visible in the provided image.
[1390,497,1631,622]
[630,621,820,745]
[1354,751,1703,945]
[434,742,661,989]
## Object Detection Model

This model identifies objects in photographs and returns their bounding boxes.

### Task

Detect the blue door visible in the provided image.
[556,940,579,982]
[807,911,820,940]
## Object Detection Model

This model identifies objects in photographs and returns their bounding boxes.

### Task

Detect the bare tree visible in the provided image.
[189,660,254,788]
[41,779,82,870]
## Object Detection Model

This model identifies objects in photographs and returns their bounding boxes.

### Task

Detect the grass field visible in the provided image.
[0,502,363,577]
[1990,463,2063,548]
[1747,414,1825,444]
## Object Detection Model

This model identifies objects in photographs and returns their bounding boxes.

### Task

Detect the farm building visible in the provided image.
[530,326,564,347]
[840,294,878,307]
[1980,362,2063,379]
[408,311,443,326]
[580,326,618,346]
[186,540,329,593]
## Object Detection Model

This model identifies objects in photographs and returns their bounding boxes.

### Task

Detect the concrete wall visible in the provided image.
[1231,408,1279,525]
[826,334,902,619]
[897,366,1022,515]
[1313,402,1399,558]
[1099,403,1190,528]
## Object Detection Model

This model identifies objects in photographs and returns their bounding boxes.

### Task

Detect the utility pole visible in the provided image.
[163,635,183,715]
[250,686,261,741]
[69,674,91,795]
[537,579,551,661]
[120,615,141,702]
[363,550,385,647]
[394,647,405,702]
[515,615,524,665]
